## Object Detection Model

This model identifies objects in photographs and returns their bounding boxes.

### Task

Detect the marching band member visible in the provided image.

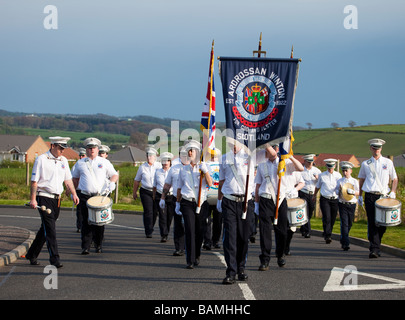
[298,154,321,238]
[218,139,274,284]
[26,137,79,268]
[99,145,110,158]
[358,139,398,258]
[335,161,359,251]
[314,159,342,244]
[161,147,189,256]
[72,137,118,254]
[153,152,174,243]
[255,152,303,269]
[176,140,212,269]
[284,171,305,255]
[133,146,162,238]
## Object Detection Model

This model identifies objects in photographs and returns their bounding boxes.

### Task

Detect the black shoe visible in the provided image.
[258,263,269,271]
[304,233,311,238]
[53,262,63,268]
[277,256,286,267]
[213,242,221,249]
[194,257,200,266]
[222,276,235,285]
[95,246,102,253]
[369,252,379,259]
[325,238,332,244]
[250,236,256,243]
[343,246,350,251]
[186,264,194,269]
[81,249,90,255]
[203,244,211,250]
[161,236,168,243]
[173,250,184,256]
[238,273,248,281]
[146,234,153,238]
[27,257,40,266]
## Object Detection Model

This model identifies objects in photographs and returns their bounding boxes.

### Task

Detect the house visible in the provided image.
[108,146,147,166]
[0,135,49,163]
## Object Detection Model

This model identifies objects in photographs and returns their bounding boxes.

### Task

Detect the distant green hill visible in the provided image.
[293,125,405,158]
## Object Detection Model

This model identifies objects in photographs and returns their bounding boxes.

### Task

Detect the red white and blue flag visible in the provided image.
[200,42,216,158]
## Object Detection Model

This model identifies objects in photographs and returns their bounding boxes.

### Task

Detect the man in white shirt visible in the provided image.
[335,161,359,251]
[255,152,303,269]
[314,159,342,244]
[161,147,189,256]
[72,137,118,254]
[358,138,398,258]
[298,154,321,238]
[218,140,274,284]
[176,140,212,269]
[133,146,162,238]
[27,137,79,268]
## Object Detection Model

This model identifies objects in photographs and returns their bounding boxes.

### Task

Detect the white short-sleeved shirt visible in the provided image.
[316,170,342,198]
[219,149,266,196]
[255,158,296,198]
[335,176,359,204]
[154,168,170,193]
[134,162,162,190]
[72,156,118,194]
[31,151,72,195]
[301,166,322,193]
[164,163,183,195]
[177,163,210,201]
[358,156,397,194]
[284,171,304,199]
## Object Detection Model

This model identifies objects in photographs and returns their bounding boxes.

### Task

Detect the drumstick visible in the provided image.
[25,203,52,214]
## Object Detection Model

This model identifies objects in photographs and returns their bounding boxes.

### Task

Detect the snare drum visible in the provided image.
[375,198,402,227]
[287,198,308,227]
[87,196,114,226]
[206,162,219,206]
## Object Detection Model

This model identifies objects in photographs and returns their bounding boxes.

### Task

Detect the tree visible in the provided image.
[306,122,312,130]
[348,120,356,127]
[331,122,339,128]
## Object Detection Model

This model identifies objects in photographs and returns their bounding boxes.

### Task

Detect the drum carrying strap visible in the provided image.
[85,159,101,195]
[187,165,202,202]
[229,162,245,194]
[367,158,387,196]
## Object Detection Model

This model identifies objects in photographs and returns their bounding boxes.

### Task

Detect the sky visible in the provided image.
[0,0,404,129]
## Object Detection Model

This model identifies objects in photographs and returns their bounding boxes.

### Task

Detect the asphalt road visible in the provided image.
[1,206,405,303]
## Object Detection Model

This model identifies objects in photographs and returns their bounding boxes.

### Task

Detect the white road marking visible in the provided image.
[324,267,405,292]
[212,251,256,300]
[0,266,16,288]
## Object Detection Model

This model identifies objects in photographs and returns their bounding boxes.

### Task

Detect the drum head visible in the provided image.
[87,196,112,208]
[341,183,355,201]
[287,198,305,208]
[376,198,400,208]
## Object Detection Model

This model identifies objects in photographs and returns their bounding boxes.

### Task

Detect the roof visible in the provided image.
[0,135,42,153]
[108,146,146,163]
[295,153,360,167]
[393,154,405,167]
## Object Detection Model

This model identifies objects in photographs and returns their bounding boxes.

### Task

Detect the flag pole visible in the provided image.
[275,46,294,225]
[196,40,215,214]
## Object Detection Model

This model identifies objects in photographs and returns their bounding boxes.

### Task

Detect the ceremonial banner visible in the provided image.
[218,57,300,149]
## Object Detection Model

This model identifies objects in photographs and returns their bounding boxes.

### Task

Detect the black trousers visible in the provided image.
[298,191,315,235]
[172,197,185,252]
[140,188,157,236]
[259,196,288,263]
[180,198,206,265]
[319,196,339,240]
[155,192,174,237]
[365,192,386,254]
[338,202,356,248]
[79,193,105,250]
[26,196,61,265]
[222,197,251,277]
[202,203,222,246]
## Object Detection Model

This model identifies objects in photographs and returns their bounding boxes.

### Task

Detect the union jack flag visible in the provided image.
[200,42,216,159]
